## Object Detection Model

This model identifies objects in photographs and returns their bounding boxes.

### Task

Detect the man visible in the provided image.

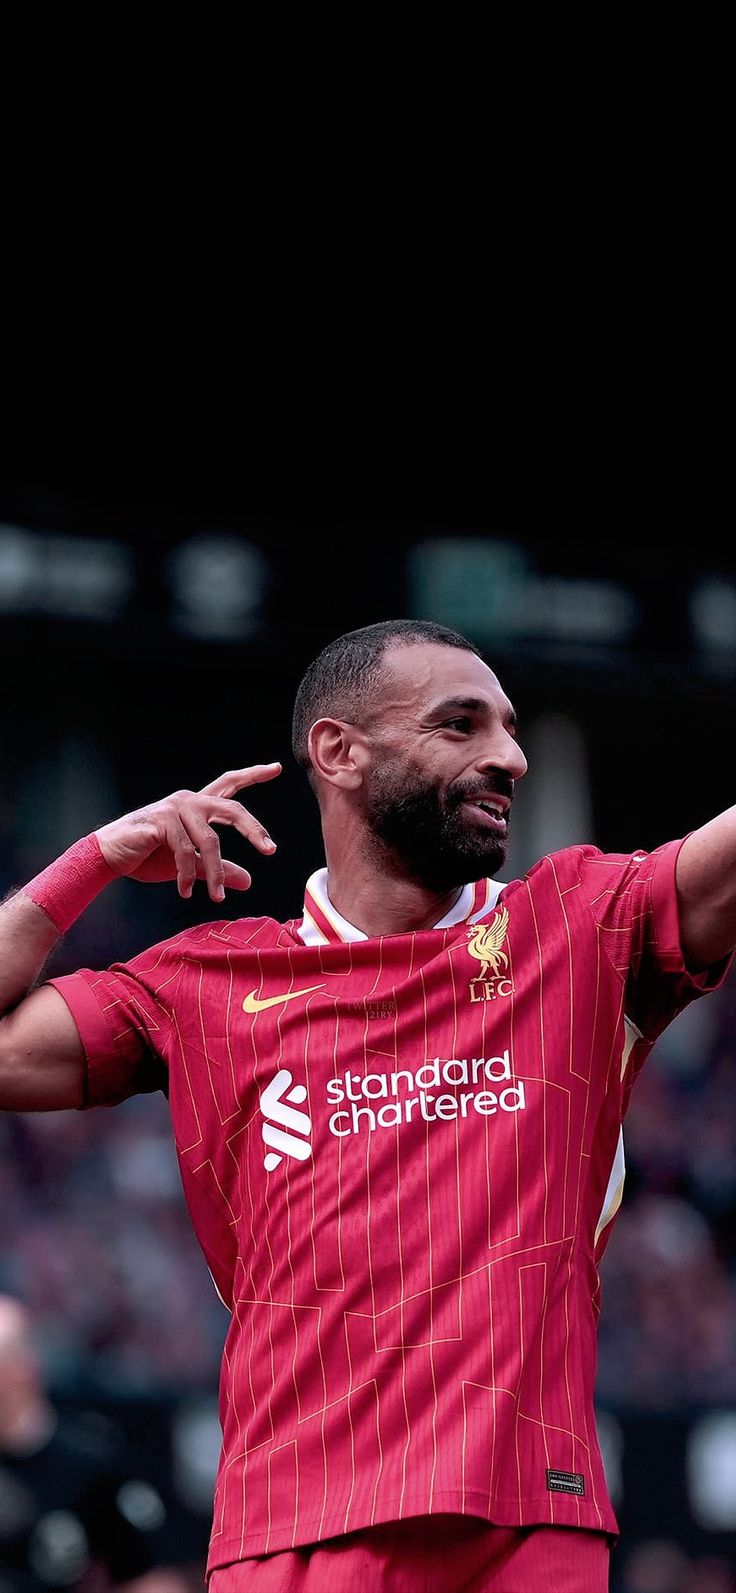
[0,1295,188,1592]
[0,618,732,1592]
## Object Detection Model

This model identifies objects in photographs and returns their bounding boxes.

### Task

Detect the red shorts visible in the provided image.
[208,1514,611,1592]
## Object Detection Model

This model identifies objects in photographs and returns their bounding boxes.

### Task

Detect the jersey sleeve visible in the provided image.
[577,836,732,1041]
[46,934,187,1108]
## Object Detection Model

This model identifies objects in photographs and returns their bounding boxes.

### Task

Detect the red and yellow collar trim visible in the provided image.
[297,870,505,946]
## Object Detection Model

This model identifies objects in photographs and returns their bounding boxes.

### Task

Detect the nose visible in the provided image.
[477,730,528,783]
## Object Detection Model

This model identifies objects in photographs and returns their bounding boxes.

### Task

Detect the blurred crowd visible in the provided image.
[612,1541,736,1592]
[598,966,736,1412]
[0,1096,227,1397]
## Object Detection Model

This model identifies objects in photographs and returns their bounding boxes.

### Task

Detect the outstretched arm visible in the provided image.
[0,764,281,1111]
[676,806,736,967]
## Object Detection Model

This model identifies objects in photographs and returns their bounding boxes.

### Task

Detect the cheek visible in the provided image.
[372,741,420,781]
[444,755,476,790]
[365,757,409,802]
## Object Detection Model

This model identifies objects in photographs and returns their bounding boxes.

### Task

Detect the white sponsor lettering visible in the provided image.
[260,1052,527,1173]
[325,1052,513,1105]
[326,1053,526,1141]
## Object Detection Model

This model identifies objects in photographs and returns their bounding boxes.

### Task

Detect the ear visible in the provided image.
[308,718,368,790]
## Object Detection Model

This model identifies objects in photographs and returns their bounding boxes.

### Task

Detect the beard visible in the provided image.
[363,759,512,893]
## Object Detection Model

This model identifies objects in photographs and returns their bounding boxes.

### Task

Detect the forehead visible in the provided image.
[378,642,511,715]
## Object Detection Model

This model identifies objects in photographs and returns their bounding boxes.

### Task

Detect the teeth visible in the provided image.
[477,801,503,818]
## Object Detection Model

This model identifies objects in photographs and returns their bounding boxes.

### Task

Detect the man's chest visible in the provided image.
[170,911,619,1190]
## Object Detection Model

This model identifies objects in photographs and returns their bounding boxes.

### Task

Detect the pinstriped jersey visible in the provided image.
[48,839,728,1572]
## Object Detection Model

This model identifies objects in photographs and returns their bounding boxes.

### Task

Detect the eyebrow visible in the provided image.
[428,695,518,731]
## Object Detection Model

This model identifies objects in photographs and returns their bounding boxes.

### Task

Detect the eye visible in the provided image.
[444,716,472,733]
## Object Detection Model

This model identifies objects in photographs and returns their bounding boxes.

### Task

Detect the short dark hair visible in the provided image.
[291,619,482,774]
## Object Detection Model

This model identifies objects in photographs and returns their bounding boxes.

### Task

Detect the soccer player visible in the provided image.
[0,619,733,1593]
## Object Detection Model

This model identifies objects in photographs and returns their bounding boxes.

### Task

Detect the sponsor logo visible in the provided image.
[326,1050,526,1139]
[259,1068,313,1171]
[259,1051,527,1173]
[467,909,513,1003]
[243,984,325,1014]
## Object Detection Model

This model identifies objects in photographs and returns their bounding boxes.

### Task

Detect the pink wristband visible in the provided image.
[23,833,120,934]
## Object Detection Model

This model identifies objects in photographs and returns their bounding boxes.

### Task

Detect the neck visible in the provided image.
[323,836,465,936]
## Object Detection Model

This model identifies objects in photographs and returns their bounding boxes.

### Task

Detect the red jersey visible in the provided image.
[48,840,727,1574]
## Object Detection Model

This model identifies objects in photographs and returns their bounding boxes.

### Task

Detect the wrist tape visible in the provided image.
[23,833,119,934]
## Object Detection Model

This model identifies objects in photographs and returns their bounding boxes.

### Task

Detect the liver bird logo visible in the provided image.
[467,906,509,979]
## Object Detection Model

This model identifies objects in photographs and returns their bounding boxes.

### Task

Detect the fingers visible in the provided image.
[200,763,282,798]
[206,797,277,856]
[208,859,252,891]
[166,766,282,901]
[175,800,274,901]
[165,817,199,900]
[182,810,227,901]
[165,812,229,902]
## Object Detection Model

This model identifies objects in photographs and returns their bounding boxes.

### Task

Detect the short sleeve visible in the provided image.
[578,837,732,1041]
[48,947,181,1108]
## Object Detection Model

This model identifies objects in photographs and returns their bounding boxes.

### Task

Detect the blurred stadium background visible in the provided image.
[1,480,735,1591]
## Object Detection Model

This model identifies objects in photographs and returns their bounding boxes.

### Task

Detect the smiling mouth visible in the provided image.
[462,800,509,832]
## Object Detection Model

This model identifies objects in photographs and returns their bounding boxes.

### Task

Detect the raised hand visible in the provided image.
[94,764,282,901]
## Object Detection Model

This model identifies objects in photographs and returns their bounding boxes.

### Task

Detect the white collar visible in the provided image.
[297,868,506,946]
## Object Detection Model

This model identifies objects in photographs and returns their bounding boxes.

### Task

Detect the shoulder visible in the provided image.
[504,845,660,911]
[120,912,289,973]
[504,845,605,896]
[516,846,684,937]
[522,843,652,883]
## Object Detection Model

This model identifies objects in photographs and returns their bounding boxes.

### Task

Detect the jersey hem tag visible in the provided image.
[546,1468,586,1496]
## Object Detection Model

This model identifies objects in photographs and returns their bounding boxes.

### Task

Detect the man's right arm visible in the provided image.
[0,895,86,1108]
[0,762,282,1113]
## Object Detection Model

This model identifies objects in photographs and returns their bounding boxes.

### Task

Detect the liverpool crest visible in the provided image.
[467,907,513,1002]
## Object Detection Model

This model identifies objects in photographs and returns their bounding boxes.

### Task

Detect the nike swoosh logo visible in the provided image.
[243,984,326,1013]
